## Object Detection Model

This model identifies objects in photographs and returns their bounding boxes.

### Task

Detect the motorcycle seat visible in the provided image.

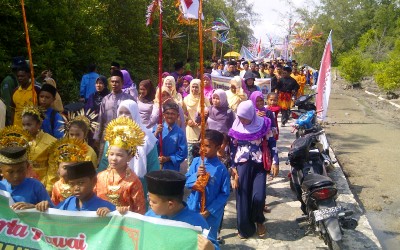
[301,173,334,190]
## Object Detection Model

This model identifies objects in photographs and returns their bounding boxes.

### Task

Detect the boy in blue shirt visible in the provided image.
[154,102,188,171]
[38,84,64,139]
[57,161,115,216]
[145,170,216,250]
[0,146,52,211]
[185,129,230,242]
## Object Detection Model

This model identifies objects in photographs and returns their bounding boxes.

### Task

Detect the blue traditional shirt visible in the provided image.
[57,194,116,211]
[41,107,64,139]
[185,156,230,240]
[80,72,99,100]
[0,178,52,205]
[156,122,188,171]
[146,202,219,250]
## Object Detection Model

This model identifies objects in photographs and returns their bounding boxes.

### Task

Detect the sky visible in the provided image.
[248,0,318,46]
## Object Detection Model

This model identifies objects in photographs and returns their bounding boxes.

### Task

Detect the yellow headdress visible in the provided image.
[104,116,145,156]
[49,138,88,165]
[21,105,45,122]
[60,109,99,135]
[0,125,33,149]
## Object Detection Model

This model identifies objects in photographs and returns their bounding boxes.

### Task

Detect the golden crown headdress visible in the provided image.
[49,138,88,165]
[104,116,145,156]
[0,125,33,149]
[21,105,45,122]
[60,109,99,135]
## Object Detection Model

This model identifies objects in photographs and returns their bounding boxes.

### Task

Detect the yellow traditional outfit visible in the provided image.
[226,76,248,113]
[49,138,88,205]
[12,84,38,127]
[296,73,306,97]
[95,117,146,214]
[21,106,57,192]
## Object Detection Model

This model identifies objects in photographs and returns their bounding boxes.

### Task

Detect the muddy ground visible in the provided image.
[324,75,400,249]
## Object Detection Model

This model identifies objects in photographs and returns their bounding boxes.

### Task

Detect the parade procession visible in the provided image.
[1,0,399,249]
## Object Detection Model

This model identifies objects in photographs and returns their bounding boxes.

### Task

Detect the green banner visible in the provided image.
[0,191,200,250]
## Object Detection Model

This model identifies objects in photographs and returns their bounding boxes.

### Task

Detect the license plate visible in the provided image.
[313,206,342,222]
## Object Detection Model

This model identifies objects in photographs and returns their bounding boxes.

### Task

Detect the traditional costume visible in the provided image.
[250,91,279,141]
[0,147,52,205]
[39,84,64,139]
[185,156,230,241]
[57,161,116,211]
[49,138,89,205]
[277,75,299,125]
[95,117,146,214]
[225,76,247,113]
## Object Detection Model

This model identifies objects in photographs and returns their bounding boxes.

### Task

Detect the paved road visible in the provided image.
[218,118,382,249]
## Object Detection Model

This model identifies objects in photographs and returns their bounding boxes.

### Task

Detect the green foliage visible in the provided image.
[338,49,371,85]
[374,41,400,91]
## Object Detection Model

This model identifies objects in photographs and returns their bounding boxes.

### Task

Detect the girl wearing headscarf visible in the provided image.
[228,100,279,239]
[250,91,279,141]
[203,73,214,101]
[149,86,186,133]
[206,89,235,134]
[98,100,159,205]
[85,76,110,114]
[161,76,183,106]
[179,75,193,99]
[183,79,210,165]
[225,76,247,113]
[121,70,138,101]
[137,79,156,127]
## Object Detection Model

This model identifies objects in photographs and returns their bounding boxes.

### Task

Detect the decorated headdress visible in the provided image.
[49,137,88,165]
[60,109,99,135]
[104,116,145,156]
[21,105,45,122]
[0,125,32,150]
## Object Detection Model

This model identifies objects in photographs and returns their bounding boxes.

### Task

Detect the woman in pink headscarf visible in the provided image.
[203,73,214,102]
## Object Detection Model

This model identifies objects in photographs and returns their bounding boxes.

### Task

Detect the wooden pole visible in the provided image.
[20,0,36,104]
[158,0,163,169]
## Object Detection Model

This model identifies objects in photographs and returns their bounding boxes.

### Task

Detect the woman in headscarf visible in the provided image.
[85,76,110,114]
[160,76,183,106]
[179,75,193,99]
[183,79,210,165]
[98,100,159,205]
[225,76,247,113]
[148,86,186,132]
[228,100,279,239]
[137,79,156,127]
[206,89,235,134]
[203,73,214,102]
[121,69,138,100]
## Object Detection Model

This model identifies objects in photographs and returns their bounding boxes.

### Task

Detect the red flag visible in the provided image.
[315,30,333,121]
[257,38,262,54]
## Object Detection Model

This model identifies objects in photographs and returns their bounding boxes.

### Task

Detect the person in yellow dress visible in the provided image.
[60,109,98,167]
[21,106,57,193]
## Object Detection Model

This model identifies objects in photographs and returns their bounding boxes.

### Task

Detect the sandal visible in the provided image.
[263,205,271,213]
[237,232,246,239]
[257,223,266,238]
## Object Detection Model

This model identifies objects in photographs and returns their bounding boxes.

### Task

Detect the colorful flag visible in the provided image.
[179,0,204,20]
[257,38,262,55]
[315,30,333,121]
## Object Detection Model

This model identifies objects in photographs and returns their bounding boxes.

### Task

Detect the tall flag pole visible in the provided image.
[315,30,333,121]
[157,0,164,169]
[20,0,36,105]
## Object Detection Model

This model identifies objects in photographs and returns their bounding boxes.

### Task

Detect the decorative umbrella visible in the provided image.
[224,51,240,58]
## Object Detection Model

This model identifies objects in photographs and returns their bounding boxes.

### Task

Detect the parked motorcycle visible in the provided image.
[287,131,358,250]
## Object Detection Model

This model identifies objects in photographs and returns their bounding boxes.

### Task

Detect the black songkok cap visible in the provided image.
[40,84,57,97]
[0,147,27,165]
[145,170,186,196]
[111,61,120,68]
[66,161,96,180]
[111,69,124,81]
[163,102,179,113]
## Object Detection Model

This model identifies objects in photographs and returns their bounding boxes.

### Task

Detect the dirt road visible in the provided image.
[324,78,400,249]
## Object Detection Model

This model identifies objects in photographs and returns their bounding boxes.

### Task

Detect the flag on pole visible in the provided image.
[257,38,262,55]
[315,30,333,121]
[179,0,204,19]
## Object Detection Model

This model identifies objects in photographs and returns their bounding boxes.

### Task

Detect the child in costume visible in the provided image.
[154,103,188,171]
[206,89,235,134]
[145,170,218,250]
[185,129,230,242]
[95,116,146,214]
[57,161,115,216]
[21,106,57,193]
[61,109,99,166]
[50,138,88,205]
[266,92,280,140]
[38,84,64,139]
[0,146,52,211]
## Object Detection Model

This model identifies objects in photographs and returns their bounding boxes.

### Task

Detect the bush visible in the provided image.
[373,41,400,91]
[338,49,371,85]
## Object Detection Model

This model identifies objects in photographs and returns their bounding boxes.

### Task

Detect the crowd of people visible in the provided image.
[0,56,315,249]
